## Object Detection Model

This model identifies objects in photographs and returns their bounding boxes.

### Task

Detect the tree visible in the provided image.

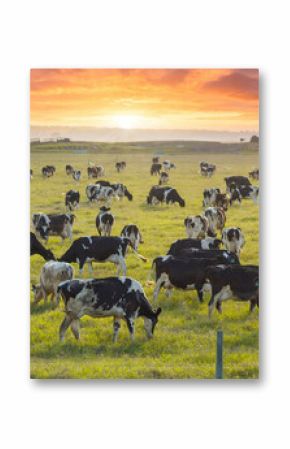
[250,135,259,144]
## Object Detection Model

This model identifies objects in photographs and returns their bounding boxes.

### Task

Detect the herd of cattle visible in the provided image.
[30,156,259,344]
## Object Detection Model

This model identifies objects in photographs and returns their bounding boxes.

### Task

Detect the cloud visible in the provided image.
[203,69,259,99]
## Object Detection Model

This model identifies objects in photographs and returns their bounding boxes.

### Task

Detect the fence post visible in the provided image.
[216,329,223,379]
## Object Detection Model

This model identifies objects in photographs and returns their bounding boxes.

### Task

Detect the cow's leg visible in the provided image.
[249,298,258,313]
[208,291,221,318]
[196,284,204,303]
[153,273,167,305]
[216,300,222,314]
[59,315,73,341]
[118,257,126,276]
[113,318,121,342]
[70,319,80,340]
[165,288,173,299]
[125,315,135,342]
[79,260,85,277]
[88,261,93,276]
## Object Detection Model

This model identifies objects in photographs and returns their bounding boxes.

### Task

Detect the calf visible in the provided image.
[32,213,75,242]
[167,237,222,256]
[116,161,126,172]
[204,207,226,236]
[249,169,259,180]
[229,184,242,206]
[96,207,115,236]
[184,215,209,238]
[30,232,55,261]
[72,169,81,181]
[66,164,74,175]
[32,260,73,306]
[159,171,169,185]
[120,224,144,250]
[203,188,221,207]
[42,166,55,178]
[65,190,80,211]
[58,236,147,276]
[152,254,237,304]
[57,277,162,342]
[151,163,162,175]
[222,227,245,256]
[205,265,259,317]
[147,186,185,207]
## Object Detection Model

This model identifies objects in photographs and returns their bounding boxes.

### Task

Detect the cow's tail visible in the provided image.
[130,245,147,263]
[145,258,158,286]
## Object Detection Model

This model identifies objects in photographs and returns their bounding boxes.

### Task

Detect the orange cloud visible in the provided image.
[30,69,259,132]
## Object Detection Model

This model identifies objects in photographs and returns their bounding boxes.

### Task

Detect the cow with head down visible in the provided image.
[147,186,185,207]
[184,215,209,238]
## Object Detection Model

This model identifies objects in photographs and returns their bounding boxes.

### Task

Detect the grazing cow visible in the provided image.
[57,277,162,342]
[229,184,242,206]
[58,236,147,276]
[159,171,169,185]
[184,215,209,238]
[65,190,80,211]
[151,163,162,175]
[72,169,81,181]
[96,207,115,236]
[66,164,74,175]
[224,176,251,192]
[120,224,144,250]
[32,260,74,306]
[203,188,221,207]
[86,184,115,204]
[147,186,185,207]
[214,193,229,211]
[116,161,126,172]
[238,185,255,198]
[42,166,55,178]
[205,265,259,317]
[167,237,223,256]
[152,156,159,163]
[222,228,245,256]
[152,253,238,304]
[249,169,259,180]
[32,213,75,242]
[163,160,176,171]
[87,166,105,178]
[110,183,133,201]
[30,232,55,261]
[200,161,216,177]
[204,207,226,236]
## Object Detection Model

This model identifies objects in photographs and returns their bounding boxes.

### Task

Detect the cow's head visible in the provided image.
[144,307,162,338]
[32,284,43,302]
[124,188,133,201]
[33,214,50,241]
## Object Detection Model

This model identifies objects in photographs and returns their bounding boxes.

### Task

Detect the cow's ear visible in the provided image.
[155,307,162,316]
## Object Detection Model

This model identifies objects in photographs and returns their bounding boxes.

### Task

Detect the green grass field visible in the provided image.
[30,145,259,379]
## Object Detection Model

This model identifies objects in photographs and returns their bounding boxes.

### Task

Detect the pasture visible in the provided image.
[30,145,259,379]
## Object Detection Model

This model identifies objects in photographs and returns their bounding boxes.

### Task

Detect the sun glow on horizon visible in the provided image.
[113,114,142,129]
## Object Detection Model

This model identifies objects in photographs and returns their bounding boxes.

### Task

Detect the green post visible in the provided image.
[216,330,223,379]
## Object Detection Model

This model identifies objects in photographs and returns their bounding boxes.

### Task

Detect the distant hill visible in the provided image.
[30,140,259,155]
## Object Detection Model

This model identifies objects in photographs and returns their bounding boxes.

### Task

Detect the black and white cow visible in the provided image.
[66,164,74,175]
[159,172,169,185]
[120,224,144,250]
[205,264,259,317]
[167,237,223,256]
[30,232,55,261]
[229,184,242,206]
[32,213,75,242]
[214,193,229,211]
[72,169,81,181]
[162,160,176,171]
[88,166,105,178]
[151,163,162,175]
[224,176,251,192]
[58,236,147,276]
[203,188,221,207]
[147,186,185,207]
[204,207,226,236]
[110,183,133,201]
[96,207,115,236]
[116,161,126,172]
[65,190,80,211]
[152,253,238,304]
[184,215,209,238]
[42,166,55,178]
[32,260,74,306]
[249,169,259,180]
[200,162,216,177]
[57,277,162,342]
[222,227,245,256]
[86,184,115,204]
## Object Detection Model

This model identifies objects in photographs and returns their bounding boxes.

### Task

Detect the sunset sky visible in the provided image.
[30,69,259,141]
